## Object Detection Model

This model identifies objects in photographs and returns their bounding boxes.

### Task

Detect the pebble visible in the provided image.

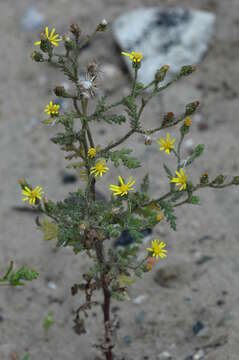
[47,281,57,290]
[193,349,205,360]
[21,6,46,30]
[193,320,205,335]
[132,294,148,305]
[158,351,172,359]
[123,335,132,346]
[61,172,78,184]
[113,7,215,84]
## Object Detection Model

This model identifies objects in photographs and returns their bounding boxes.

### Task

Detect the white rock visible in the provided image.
[133,294,148,304]
[158,351,172,359]
[113,7,215,84]
[47,281,57,290]
[193,349,205,360]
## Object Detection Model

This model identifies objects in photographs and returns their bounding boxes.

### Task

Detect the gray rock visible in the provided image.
[21,6,46,30]
[113,7,215,84]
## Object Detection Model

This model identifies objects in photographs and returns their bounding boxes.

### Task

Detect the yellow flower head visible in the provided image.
[34,27,62,47]
[184,117,192,127]
[147,240,167,260]
[44,101,60,117]
[157,132,176,154]
[22,186,43,205]
[170,168,187,191]
[90,160,109,177]
[110,176,135,197]
[88,147,97,158]
[121,51,143,63]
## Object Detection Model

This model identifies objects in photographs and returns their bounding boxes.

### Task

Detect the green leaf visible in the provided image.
[185,144,205,167]
[105,148,141,169]
[188,195,200,205]
[43,311,54,332]
[9,266,39,286]
[159,200,177,231]
[140,174,149,193]
[22,355,30,360]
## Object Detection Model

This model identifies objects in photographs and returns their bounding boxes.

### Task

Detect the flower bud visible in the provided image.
[70,23,81,38]
[185,101,200,116]
[232,176,239,185]
[63,34,74,51]
[54,85,67,97]
[31,51,44,62]
[200,172,209,185]
[144,135,152,145]
[180,65,196,77]
[155,65,170,84]
[96,19,108,32]
[211,175,224,185]
[40,39,52,53]
[184,117,192,127]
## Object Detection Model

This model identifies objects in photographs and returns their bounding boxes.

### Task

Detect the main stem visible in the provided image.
[95,239,113,360]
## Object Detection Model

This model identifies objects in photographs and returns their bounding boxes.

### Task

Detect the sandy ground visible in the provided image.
[0,0,239,359]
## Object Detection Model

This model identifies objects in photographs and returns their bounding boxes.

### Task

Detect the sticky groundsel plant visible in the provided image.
[16,21,239,360]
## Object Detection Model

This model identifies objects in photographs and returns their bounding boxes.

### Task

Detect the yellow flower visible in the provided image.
[157,133,176,154]
[34,26,62,47]
[147,240,167,260]
[109,176,135,196]
[184,117,192,127]
[88,147,96,158]
[156,211,164,222]
[121,51,143,63]
[44,101,60,117]
[22,186,43,205]
[90,160,109,177]
[170,168,187,191]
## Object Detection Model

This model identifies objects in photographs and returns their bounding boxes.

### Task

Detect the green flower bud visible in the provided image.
[96,19,108,32]
[185,101,200,116]
[232,176,239,185]
[180,65,196,77]
[155,65,170,84]
[31,51,44,62]
[212,175,225,185]
[40,39,52,53]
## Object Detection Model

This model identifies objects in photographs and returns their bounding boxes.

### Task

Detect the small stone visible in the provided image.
[61,172,77,184]
[47,281,57,290]
[193,321,205,335]
[158,351,172,359]
[193,349,205,360]
[185,356,193,360]
[123,335,132,346]
[21,6,46,30]
[133,294,148,305]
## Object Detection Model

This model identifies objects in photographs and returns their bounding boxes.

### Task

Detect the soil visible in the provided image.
[0,0,239,359]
